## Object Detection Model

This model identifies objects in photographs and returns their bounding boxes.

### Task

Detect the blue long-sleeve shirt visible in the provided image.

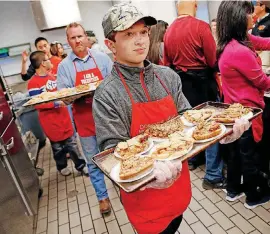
[57,49,113,89]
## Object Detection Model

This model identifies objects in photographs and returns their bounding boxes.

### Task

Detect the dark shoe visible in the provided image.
[226,192,245,202]
[244,195,270,209]
[99,198,111,214]
[202,178,227,190]
[188,162,197,171]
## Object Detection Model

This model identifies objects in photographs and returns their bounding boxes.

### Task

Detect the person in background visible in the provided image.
[57,22,113,214]
[27,51,88,176]
[252,0,270,37]
[164,0,225,190]
[217,0,270,209]
[210,18,217,43]
[148,20,168,65]
[21,37,62,80]
[251,0,270,183]
[86,31,107,53]
[50,41,67,59]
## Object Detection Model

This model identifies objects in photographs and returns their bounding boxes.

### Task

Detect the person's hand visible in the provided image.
[54,101,66,107]
[140,159,182,190]
[220,118,251,144]
[63,96,79,105]
[21,50,29,63]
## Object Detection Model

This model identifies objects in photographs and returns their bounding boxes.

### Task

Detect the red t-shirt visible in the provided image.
[163,16,216,71]
[50,56,62,76]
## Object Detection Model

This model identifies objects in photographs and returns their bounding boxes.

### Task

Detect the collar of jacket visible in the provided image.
[112,60,154,84]
[257,13,270,25]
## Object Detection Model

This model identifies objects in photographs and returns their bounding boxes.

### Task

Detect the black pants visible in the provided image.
[227,128,269,202]
[50,136,86,171]
[160,215,183,234]
[175,69,218,107]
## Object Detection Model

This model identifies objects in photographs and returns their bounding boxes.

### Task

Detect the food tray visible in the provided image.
[23,87,96,107]
[92,101,262,193]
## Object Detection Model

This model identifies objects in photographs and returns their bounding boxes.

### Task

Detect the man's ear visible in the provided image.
[105,39,116,54]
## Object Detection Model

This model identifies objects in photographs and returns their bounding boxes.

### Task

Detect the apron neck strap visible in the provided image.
[73,50,98,72]
[115,65,171,103]
[115,65,135,104]
[153,71,171,95]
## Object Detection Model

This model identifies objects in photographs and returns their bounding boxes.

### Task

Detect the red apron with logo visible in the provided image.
[30,74,73,142]
[116,67,191,234]
[72,52,103,137]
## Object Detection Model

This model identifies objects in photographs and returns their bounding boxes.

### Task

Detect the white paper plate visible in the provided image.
[180,116,195,127]
[149,137,169,143]
[114,140,154,159]
[186,124,226,143]
[215,112,253,126]
[150,144,193,161]
[110,162,154,183]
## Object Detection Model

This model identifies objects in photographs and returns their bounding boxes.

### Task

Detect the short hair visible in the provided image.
[211,18,217,23]
[34,37,48,47]
[30,51,46,69]
[66,22,86,36]
[86,30,96,37]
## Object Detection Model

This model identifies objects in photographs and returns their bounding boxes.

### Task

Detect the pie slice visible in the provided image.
[212,103,251,123]
[151,135,194,160]
[183,109,214,124]
[144,116,184,138]
[115,134,150,159]
[192,121,222,140]
[57,88,76,98]
[76,84,90,93]
[119,155,155,180]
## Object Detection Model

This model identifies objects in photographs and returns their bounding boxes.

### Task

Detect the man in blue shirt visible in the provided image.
[57,22,113,214]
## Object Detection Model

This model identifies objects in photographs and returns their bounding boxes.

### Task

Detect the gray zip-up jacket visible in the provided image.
[93,60,191,151]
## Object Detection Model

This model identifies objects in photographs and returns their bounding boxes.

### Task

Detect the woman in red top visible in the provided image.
[217,0,270,209]
[50,41,67,59]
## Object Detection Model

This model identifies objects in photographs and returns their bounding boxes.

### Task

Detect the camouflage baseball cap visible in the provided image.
[102,2,157,38]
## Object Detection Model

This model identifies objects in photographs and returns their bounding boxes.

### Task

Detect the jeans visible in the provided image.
[227,128,269,202]
[204,143,224,181]
[50,136,85,171]
[189,143,223,182]
[79,135,108,201]
[67,105,77,138]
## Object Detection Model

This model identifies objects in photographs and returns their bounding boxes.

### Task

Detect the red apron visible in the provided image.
[116,66,191,234]
[72,52,103,137]
[30,74,73,142]
[215,72,223,99]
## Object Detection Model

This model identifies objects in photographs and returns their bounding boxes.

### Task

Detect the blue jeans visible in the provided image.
[79,135,108,201]
[67,105,77,138]
[50,136,85,171]
[204,143,224,181]
[189,143,223,181]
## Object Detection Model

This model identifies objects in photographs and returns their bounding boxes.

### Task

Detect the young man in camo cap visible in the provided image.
[93,2,191,233]
[93,2,250,233]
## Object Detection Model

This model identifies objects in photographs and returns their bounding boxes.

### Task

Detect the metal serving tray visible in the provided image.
[92,101,262,193]
[22,89,95,107]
